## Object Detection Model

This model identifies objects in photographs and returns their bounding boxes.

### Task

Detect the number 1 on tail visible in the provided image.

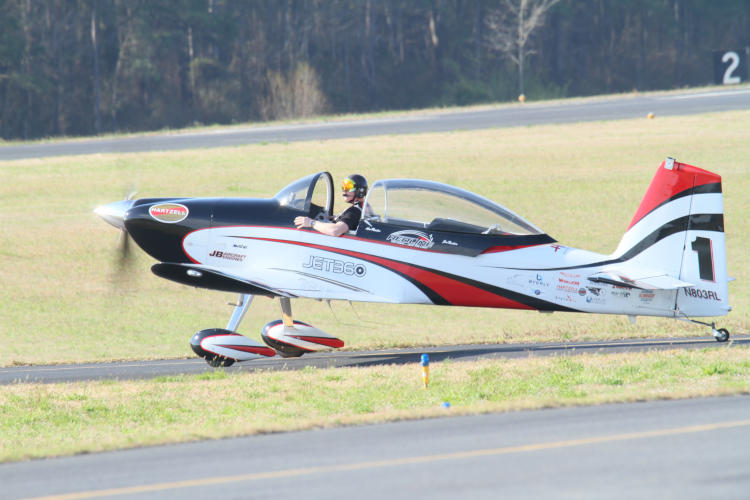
[691,236,715,281]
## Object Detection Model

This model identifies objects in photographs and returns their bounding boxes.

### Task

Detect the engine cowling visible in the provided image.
[261,320,344,358]
[191,328,276,366]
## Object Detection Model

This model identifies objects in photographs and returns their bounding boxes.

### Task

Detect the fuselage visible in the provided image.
[121,196,690,318]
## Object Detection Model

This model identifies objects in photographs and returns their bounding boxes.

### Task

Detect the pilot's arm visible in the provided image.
[294,216,350,237]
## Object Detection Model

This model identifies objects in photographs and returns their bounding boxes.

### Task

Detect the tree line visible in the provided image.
[0,0,748,140]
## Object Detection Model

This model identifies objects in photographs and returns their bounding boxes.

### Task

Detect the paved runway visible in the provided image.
[2,87,749,160]
[3,395,749,499]
[2,335,747,385]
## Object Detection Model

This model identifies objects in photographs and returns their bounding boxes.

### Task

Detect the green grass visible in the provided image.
[1,347,748,462]
[1,109,749,365]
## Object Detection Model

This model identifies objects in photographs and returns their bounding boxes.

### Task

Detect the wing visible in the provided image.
[152,262,402,303]
[151,263,296,298]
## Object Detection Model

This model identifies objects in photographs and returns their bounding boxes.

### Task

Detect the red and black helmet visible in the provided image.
[341,174,368,198]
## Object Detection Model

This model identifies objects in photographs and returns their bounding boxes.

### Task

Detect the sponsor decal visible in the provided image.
[578,288,587,297]
[364,226,382,233]
[683,288,721,301]
[531,273,551,288]
[386,230,435,249]
[560,271,581,279]
[610,290,631,298]
[586,295,606,305]
[639,292,655,302]
[149,203,189,223]
[557,275,580,293]
[555,294,577,304]
[232,243,248,249]
[507,273,551,289]
[534,289,542,296]
[209,250,246,262]
[441,239,458,246]
[303,255,367,277]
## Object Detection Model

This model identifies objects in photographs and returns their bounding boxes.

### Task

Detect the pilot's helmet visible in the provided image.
[342,174,368,198]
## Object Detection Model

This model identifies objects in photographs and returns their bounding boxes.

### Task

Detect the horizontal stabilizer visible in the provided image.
[152,262,295,297]
[587,271,694,290]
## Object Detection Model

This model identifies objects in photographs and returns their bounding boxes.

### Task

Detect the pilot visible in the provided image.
[294,174,368,236]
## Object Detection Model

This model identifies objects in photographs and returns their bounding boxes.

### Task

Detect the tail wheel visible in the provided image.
[714,328,730,343]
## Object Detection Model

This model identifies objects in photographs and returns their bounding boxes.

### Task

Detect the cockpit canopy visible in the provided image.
[363,179,543,236]
[274,172,544,236]
[274,172,334,220]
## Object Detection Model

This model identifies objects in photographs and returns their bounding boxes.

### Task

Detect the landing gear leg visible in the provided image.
[227,293,254,331]
[280,296,294,328]
[203,293,254,366]
[271,297,306,358]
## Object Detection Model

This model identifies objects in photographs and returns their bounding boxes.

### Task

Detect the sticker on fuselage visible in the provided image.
[303,255,367,277]
[386,230,435,249]
[149,203,189,223]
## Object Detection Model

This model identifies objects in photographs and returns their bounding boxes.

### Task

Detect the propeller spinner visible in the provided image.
[95,194,137,268]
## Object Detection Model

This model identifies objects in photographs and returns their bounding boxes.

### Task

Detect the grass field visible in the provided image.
[1,105,749,462]
[1,348,749,462]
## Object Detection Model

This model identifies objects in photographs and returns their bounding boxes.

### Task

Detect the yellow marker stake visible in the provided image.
[421,354,430,389]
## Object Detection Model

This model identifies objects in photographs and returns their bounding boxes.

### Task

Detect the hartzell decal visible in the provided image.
[303,255,367,277]
[386,230,435,249]
[149,203,188,223]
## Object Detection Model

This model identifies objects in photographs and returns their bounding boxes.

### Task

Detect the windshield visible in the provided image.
[363,179,543,235]
[274,172,334,217]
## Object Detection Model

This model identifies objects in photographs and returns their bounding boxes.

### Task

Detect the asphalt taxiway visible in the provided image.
[3,395,749,499]
[1,87,749,160]
[2,335,747,385]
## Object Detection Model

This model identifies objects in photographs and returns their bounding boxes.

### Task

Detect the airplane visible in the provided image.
[95,157,732,366]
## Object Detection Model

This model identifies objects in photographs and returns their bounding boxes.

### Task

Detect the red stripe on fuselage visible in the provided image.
[481,244,540,254]
[628,160,721,230]
[243,236,534,310]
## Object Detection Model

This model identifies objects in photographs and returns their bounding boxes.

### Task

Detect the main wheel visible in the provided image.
[206,356,235,367]
[274,347,306,358]
[714,328,730,343]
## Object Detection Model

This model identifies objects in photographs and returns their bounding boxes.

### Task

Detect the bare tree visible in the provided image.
[485,0,560,97]
[91,5,102,134]
[260,62,328,120]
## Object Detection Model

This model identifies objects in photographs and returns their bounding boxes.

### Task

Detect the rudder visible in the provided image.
[613,158,729,317]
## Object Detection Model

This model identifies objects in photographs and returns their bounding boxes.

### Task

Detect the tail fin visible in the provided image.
[613,158,729,317]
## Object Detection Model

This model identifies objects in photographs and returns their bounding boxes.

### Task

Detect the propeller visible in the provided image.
[94,188,138,273]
